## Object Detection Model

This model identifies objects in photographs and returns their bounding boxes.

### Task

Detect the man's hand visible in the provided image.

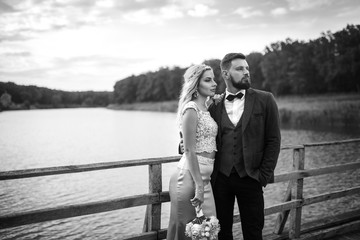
[178,132,185,154]
[179,138,185,154]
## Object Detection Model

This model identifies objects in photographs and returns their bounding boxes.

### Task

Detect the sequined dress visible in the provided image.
[166,101,218,240]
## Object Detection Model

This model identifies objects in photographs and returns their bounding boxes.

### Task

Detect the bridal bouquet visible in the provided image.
[185,206,220,240]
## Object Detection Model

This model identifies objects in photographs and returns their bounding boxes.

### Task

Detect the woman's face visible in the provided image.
[197,69,217,97]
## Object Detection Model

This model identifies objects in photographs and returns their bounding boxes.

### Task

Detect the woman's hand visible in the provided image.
[190,187,204,207]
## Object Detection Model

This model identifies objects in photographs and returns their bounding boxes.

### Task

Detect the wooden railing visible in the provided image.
[1,139,360,240]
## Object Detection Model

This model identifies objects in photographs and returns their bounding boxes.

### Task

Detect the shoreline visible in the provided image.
[2,93,359,128]
[107,93,360,128]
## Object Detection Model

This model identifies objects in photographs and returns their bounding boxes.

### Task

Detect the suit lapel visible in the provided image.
[209,97,224,123]
[242,88,255,133]
[215,98,224,123]
[210,97,224,148]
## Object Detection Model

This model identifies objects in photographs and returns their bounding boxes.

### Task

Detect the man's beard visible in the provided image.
[230,75,251,90]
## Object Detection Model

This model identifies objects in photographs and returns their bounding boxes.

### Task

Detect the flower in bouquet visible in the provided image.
[202,216,220,239]
[185,207,220,240]
[206,93,224,108]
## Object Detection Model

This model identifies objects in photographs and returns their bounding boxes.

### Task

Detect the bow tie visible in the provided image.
[226,92,244,101]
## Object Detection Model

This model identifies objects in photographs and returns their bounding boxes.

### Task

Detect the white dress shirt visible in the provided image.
[224,89,246,126]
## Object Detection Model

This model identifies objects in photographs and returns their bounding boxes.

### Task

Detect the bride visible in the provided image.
[167,64,218,240]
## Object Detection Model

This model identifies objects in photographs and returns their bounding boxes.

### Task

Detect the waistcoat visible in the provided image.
[219,105,247,177]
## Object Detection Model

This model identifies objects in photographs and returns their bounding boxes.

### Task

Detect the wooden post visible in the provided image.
[142,205,149,232]
[289,148,304,239]
[273,181,292,234]
[143,164,162,235]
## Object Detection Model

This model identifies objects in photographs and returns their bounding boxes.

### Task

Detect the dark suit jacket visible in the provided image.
[209,88,281,187]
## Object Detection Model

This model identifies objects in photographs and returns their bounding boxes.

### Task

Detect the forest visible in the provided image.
[0,82,112,110]
[113,24,360,104]
[1,24,359,110]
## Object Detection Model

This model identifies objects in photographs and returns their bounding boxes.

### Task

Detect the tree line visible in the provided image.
[114,24,360,104]
[0,82,112,110]
[1,24,359,110]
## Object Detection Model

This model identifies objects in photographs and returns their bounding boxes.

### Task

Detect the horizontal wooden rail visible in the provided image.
[304,138,360,147]
[211,186,360,234]
[0,145,305,181]
[302,186,360,206]
[2,183,359,229]
[279,144,305,150]
[0,192,170,229]
[125,209,360,240]
[1,138,359,181]
[274,161,360,183]
[0,156,181,180]
[5,155,356,182]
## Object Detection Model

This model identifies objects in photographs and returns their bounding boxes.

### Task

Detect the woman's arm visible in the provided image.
[182,108,204,206]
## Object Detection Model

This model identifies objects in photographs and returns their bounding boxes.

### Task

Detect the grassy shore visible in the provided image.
[107,101,179,112]
[276,94,360,127]
[107,93,360,127]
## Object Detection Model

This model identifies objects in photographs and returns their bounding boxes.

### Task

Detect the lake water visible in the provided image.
[0,108,359,239]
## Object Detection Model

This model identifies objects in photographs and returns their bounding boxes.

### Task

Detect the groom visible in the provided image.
[209,53,281,240]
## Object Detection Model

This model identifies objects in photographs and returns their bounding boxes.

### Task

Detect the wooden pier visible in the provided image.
[1,139,360,240]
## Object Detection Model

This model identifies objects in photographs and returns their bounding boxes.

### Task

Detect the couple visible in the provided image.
[167,53,281,240]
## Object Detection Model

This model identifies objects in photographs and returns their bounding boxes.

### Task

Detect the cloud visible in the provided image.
[0,0,15,13]
[95,0,115,8]
[52,0,97,9]
[286,0,333,11]
[0,1,115,42]
[57,55,150,68]
[120,1,219,23]
[173,0,216,9]
[234,7,263,18]
[0,32,33,42]
[160,5,184,19]
[2,51,32,57]
[271,7,288,16]
[336,5,360,17]
[106,0,169,12]
[187,4,218,17]
[122,9,157,24]
[1,0,34,11]
[0,54,154,91]
[122,4,184,24]
[0,0,193,37]
[0,50,47,73]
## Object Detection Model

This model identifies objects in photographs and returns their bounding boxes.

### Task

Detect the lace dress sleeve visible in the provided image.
[181,101,199,116]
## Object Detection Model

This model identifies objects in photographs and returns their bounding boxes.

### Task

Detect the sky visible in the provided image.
[0,0,359,92]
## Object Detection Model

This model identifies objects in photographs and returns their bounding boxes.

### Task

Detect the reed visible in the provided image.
[277,93,360,127]
[107,94,360,127]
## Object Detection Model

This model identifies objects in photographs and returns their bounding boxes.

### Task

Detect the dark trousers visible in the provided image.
[213,172,264,240]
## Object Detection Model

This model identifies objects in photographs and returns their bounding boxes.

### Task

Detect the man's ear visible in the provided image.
[222,70,228,79]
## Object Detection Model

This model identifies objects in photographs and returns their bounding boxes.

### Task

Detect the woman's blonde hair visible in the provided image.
[176,64,212,125]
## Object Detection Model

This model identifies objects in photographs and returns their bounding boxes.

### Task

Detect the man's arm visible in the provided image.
[259,93,281,186]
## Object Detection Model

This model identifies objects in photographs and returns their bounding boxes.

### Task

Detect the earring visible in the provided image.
[193,90,199,98]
